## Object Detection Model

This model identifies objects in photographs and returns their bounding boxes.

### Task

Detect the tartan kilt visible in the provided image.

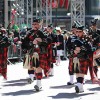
[39,53,49,69]
[0,48,8,78]
[69,57,89,74]
[47,44,56,63]
[23,47,49,70]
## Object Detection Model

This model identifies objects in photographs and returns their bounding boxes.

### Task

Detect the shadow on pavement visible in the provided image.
[2,89,40,96]
[50,85,74,89]
[3,82,27,87]
[4,79,28,83]
[49,92,95,99]
[88,86,100,91]
[2,78,29,87]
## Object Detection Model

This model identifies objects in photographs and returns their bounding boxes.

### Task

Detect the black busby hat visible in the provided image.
[33,18,40,23]
[77,25,84,31]
[91,19,98,25]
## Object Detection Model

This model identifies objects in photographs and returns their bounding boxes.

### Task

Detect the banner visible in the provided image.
[59,0,64,7]
[64,0,69,9]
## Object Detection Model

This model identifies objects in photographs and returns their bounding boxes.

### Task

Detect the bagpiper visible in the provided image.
[66,23,77,85]
[0,26,13,80]
[46,24,57,76]
[88,19,100,77]
[21,18,47,91]
[68,25,100,93]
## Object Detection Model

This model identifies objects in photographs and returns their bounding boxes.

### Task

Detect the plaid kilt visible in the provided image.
[69,57,89,74]
[27,48,49,70]
[39,53,49,69]
[47,44,56,63]
[0,48,8,79]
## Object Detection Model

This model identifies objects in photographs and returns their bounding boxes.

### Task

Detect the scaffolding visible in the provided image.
[15,0,33,28]
[15,0,52,27]
[36,0,52,27]
[71,0,85,27]
[15,0,25,27]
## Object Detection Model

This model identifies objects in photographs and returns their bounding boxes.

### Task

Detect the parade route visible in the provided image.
[0,60,100,100]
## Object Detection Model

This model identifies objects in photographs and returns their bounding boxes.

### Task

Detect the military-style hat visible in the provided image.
[91,19,98,25]
[77,25,84,31]
[33,18,40,23]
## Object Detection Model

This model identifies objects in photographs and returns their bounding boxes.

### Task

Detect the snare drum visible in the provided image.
[93,49,100,67]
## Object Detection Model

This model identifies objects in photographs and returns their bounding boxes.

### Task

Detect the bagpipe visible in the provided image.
[21,30,36,52]
[0,34,12,48]
[21,30,48,54]
[88,27,100,66]
[69,37,91,59]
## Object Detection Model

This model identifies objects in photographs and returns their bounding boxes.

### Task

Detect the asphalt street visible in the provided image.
[0,60,100,100]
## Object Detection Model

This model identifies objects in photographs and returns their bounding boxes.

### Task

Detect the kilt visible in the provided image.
[69,57,89,74]
[88,54,96,80]
[39,53,49,69]
[47,44,56,63]
[0,48,8,79]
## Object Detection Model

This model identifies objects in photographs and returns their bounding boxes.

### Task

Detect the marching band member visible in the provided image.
[68,25,100,93]
[46,24,57,76]
[89,19,100,77]
[0,27,13,80]
[21,18,46,91]
[66,23,77,85]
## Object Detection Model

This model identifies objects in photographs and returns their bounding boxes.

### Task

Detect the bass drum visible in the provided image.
[93,49,100,67]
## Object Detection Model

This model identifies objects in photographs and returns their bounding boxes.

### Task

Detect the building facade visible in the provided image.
[2,0,100,29]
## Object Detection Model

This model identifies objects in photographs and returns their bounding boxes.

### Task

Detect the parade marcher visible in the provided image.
[0,27,13,80]
[21,18,47,91]
[89,19,100,77]
[68,25,100,93]
[66,23,77,85]
[46,24,57,76]
[55,27,64,66]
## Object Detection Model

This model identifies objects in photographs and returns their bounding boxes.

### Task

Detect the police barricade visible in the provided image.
[7,44,24,64]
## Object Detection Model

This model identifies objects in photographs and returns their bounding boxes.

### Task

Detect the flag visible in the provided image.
[64,0,69,9]
[59,0,64,7]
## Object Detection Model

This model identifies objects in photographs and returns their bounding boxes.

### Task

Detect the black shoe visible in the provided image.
[75,86,79,93]
[67,82,74,85]
[34,85,42,91]
[75,86,84,93]
[27,78,33,84]
[34,77,36,80]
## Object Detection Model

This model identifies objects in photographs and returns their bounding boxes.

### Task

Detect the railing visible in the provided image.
[7,44,24,64]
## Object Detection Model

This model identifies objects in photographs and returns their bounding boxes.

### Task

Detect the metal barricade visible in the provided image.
[7,44,24,64]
